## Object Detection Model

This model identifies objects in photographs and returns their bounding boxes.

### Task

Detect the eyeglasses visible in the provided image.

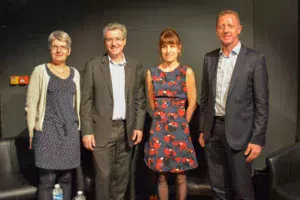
[51,45,69,51]
[105,37,124,44]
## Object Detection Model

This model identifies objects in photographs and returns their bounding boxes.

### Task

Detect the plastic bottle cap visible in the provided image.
[77,191,83,195]
[55,184,60,188]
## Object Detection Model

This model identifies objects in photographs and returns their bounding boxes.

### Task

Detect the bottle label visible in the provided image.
[53,194,63,200]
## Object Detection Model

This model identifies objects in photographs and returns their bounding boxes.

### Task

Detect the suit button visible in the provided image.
[109,117,112,120]
[111,103,114,106]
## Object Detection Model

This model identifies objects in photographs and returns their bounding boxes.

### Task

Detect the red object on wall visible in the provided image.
[19,76,29,85]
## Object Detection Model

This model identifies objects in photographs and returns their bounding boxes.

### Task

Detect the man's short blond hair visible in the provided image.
[216,10,241,26]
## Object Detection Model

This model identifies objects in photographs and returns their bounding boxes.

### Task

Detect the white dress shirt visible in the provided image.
[215,42,241,116]
[108,55,126,120]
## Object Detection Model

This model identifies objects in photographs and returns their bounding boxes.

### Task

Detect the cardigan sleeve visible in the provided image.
[73,68,81,130]
[25,66,41,138]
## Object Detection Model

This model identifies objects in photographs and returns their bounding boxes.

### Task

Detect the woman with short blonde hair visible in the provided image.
[26,30,81,200]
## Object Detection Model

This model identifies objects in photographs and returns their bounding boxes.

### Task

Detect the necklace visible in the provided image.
[160,62,180,72]
[49,63,67,74]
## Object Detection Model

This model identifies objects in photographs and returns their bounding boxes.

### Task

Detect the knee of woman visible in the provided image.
[39,172,56,185]
[59,172,72,183]
[158,175,167,183]
[176,174,187,185]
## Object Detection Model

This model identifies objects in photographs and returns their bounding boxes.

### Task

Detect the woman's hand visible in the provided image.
[29,138,32,149]
[198,133,205,147]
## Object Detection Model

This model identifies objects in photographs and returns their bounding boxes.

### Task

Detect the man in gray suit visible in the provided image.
[80,22,145,200]
[199,10,269,200]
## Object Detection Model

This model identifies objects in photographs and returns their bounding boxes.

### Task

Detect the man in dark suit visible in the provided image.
[80,22,146,200]
[199,10,269,200]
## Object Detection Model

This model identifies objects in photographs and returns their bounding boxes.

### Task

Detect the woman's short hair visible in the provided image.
[48,30,72,49]
[103,22,127,40]
[159,28,182,54]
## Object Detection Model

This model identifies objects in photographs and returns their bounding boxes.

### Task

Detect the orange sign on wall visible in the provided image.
[10,76,29,85]
[10,76,19,85]
[19,76,29,85]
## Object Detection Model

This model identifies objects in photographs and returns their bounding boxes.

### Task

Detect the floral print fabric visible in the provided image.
[144,65,198,173]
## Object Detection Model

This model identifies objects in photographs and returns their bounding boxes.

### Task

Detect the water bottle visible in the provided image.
[74,191,86,200]
[53,184,63,200]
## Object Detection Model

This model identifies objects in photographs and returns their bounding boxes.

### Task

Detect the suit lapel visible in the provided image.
[211,52,219,100]
[100,55,113,99]
[124,60,131,100]
[227,46,247,98]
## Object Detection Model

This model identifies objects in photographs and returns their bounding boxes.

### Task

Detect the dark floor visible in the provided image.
[187,196,212,200]
[135,194,212,200]
[86,193,211,200]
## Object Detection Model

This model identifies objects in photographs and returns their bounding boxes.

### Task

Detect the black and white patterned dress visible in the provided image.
[33,65,80,170]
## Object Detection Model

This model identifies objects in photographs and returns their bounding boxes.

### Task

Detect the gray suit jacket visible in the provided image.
[80,53,146,147]
[199,45,269,150]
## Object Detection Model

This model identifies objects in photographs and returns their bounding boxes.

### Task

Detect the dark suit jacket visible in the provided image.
[80,53,146,147]
[199,45,269,150]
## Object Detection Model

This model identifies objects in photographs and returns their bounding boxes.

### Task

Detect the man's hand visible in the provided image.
[245,143,262,162]
[29,138,32,149]
[82,134,96,151]
[132,130,143,145]
[198,132,205,147]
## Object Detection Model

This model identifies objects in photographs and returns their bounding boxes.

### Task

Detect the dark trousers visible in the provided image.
[37,168,73,200]
[205,118,254,200]
[128,144,139,200]
[93,121,131,200]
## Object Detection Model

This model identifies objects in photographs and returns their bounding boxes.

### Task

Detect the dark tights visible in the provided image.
[37,168,73,200]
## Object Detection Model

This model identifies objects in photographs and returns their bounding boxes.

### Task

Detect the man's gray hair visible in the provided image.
[103,22,127,40]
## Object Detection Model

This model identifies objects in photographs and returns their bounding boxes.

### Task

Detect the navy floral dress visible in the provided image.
[144,65,198,173]
[33,65,80,170]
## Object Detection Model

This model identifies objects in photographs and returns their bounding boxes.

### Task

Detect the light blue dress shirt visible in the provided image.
[215,42,241,116]
[108,55,126,120]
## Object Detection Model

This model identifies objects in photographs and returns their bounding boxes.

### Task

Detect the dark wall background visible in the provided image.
[0,0,298,169]
[253,0,298,168]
